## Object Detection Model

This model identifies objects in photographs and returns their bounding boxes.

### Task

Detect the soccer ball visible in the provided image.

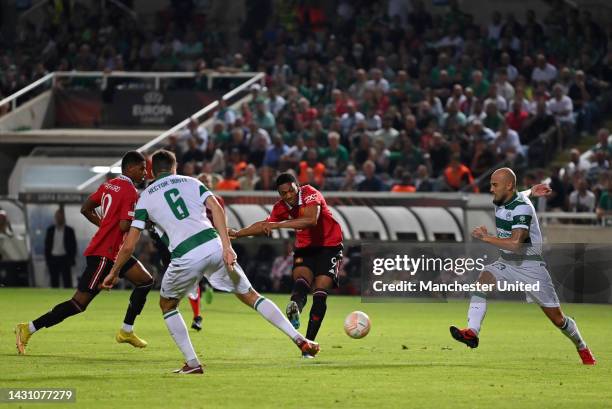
[344,311,371,339]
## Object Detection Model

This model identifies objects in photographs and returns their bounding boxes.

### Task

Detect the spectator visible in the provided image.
[181,137,205,164]
[414,164,435,192]
[339,164,358,191]
[596,173,612,223]
[298,148,326,188]
[44,208,76,288]
[340,102,365,137]
[319,131,349,176]
[263,135,290,169]
[216,165,241,191]
[506,100,529,132]
[531,54,558,84]
[483,101,505,132]
[443,154,477,192]
[568,178,596,213]
[374,116,400,148]
[391,172,416,192]
[357,160,385,191]
[547,83,574,149]
[238,164,259,191]
[255,99,276,134]
[494,122,522,159]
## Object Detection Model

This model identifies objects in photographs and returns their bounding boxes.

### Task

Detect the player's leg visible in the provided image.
[234,285,320,357]
[16,256,106,353]
[540,306,595,364]
[303,245,342,344]
[117,257,154,348]
[187,284,203,331]
[450,269,497,348]
[305,274,333,342]
[16,290,95,354]
[527,268,597,365]
[159,260,203,374]
[286,266,313,329]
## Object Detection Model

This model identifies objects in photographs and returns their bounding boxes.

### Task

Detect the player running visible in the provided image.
[450,167,596,365]
[101,150,319,374]
[15,151,154,354]
[229,172,343,358]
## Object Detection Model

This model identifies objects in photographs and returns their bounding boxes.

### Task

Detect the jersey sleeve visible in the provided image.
[197,180,213,203]
[511,204,534,231]
[118,188,138,221]
[301,185,323,208]
[267,202,287,222]
[131,196,149,230]
[88,183,104,205]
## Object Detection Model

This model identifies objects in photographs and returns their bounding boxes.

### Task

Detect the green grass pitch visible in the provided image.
[2,288,611,409]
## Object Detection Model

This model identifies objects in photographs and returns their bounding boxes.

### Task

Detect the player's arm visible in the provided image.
[80,197,102,227]
[230,220,271,238]
[472,226,529,253]
[101,227,142,289]
[521,183,551,198]
[267,205,320,231]
[206,195,237,267]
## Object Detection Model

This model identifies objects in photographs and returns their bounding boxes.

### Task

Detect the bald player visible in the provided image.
[450,168,596,365]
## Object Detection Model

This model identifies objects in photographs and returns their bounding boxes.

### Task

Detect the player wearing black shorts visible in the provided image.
[15,151,154,354]
[230,173,344,357]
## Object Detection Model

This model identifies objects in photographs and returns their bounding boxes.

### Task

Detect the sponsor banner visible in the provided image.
[54,89,220,128]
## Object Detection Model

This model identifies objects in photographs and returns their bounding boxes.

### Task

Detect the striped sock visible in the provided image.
[253,297,302,343]
[163,309,199,367]
[467,291,487,335]
[560,316,587,350]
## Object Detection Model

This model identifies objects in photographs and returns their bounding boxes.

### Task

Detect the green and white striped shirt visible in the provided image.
[131,173,219,259]
[494,191,543,262]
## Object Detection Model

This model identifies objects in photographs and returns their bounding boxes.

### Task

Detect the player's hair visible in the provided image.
[151,149,176,175]
[121,150,145,172]
[275,172,298,188]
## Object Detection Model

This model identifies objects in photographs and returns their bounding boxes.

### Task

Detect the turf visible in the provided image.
[1,288,610,409]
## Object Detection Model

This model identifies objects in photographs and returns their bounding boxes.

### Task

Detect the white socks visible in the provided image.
[560,316,587,350]
[467,292,487,335]
[122,323,133,332]
[254,297,303,343]
[28,322,37,333]
[163,309,200,368]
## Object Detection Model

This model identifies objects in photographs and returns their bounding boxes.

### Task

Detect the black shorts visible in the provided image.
[293,245,343,287]
[77,255,138,294]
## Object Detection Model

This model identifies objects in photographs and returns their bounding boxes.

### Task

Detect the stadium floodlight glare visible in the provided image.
[91,166,122,174]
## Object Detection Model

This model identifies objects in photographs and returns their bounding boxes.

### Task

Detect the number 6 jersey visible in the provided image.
[84,174,139,260]
[131,173,219,259]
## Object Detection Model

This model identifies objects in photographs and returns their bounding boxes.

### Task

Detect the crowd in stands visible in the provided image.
[3,0,612,218]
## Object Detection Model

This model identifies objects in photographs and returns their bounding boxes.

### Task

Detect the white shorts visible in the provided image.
[484,259,560,307]
[160,238,252,299]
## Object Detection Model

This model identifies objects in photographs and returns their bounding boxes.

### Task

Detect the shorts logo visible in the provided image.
[295,257,303,264]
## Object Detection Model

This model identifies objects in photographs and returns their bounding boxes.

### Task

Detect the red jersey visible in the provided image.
[267,184,343,248]
[84,175,139,260]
